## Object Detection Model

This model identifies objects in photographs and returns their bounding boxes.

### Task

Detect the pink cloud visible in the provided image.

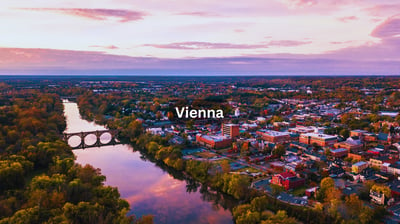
[143,42,268,49]
[174,11,221,17]
[282,0,318,8]
[20,8,147,22]
[144,40,311,50]
[365,4,400,17]
[330,40,353,44]
[337,16,358,23]
[267,40,312,46]
[90,45,119,50]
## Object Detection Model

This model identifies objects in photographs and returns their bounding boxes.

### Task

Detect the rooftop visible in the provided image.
[300,132,337,140]
[258,129,290,137]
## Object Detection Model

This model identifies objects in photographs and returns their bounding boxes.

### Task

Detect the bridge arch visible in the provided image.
[63,130,120,149]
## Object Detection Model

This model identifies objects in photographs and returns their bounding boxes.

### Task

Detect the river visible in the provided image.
[63,101,235,224]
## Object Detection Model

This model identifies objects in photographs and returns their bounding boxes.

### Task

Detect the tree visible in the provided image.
[339,129,350,139]
[273,145,286,157]
[345,194,363,220]
[317,177,335,201]
[261,210,297,224]
[270,184,284,197]
[371,184,391,198]
[220,160,231,173]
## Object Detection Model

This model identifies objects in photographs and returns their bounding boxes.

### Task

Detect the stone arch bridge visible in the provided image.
[63,130,120,150]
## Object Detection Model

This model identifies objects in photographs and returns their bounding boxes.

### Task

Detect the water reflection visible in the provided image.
[64,101,235,224]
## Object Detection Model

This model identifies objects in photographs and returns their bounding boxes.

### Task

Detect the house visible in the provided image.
[352,161,368,174]
[370,189,394,206]
[271,172,305,190]
[387,163,400,176]
[305,187,318,197]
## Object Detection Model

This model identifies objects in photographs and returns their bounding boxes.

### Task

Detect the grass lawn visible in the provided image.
[214,158,232,164]
[195,151,217,158]
[237,167,261,173]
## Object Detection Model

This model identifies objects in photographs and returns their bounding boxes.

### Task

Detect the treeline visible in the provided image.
[0,89,149,223]
[134,133,253,201]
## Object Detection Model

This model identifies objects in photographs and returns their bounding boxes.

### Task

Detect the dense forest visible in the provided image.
[0,87,150,223]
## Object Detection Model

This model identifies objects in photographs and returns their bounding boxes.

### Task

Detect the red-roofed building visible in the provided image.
[271,172,305,190]
[196,134,232,149]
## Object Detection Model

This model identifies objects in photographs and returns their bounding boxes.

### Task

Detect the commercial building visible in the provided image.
[196,134,232,149]
[256,129,291,143]
[299,133,337,147]
[222,123,240,138]
[288,125,325,134]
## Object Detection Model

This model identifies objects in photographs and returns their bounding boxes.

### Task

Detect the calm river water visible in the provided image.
[63,101,234,224]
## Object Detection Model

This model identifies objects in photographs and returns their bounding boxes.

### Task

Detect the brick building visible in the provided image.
[299,133,337,147]
[222,123,240,138]
[256,130,291,143]
[271,172,305,190]
[330,148,349,158]
[196,134,232,149]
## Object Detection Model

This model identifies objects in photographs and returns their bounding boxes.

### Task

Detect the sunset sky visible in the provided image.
[0,0,399,75]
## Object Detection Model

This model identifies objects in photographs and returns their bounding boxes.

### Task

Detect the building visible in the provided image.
[299,133,337,147]
[387,163,400,176]
[369,156,397,169]
[222,123,240,138]
[196,134,232,149]
[334,139,363,151]
[330,148,349,158]
[256,130,291,143]
[288,125,325,134]
[350,129,368,138]
[271,172,305,190]
[352,161,369,174]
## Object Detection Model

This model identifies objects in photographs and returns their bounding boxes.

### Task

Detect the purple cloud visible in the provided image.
[371,15,400,39]
[1,46,399,76]
[144,40,311,50]
[267,40,312,46]
[143,42,268,49]
[20,8,147,22]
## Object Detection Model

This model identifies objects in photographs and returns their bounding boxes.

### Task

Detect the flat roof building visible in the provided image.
[256,129,291,143]
[300,133,337,147]
[196,134,232,149]
[222,123,240,138]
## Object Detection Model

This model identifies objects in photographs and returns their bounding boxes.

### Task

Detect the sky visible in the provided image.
[0,0,399,75]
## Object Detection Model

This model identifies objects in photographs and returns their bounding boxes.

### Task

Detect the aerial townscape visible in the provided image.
[2,76,400,223]
[1,0,400,223]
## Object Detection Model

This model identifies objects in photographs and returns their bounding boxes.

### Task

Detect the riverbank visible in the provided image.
[65,101,236,223]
